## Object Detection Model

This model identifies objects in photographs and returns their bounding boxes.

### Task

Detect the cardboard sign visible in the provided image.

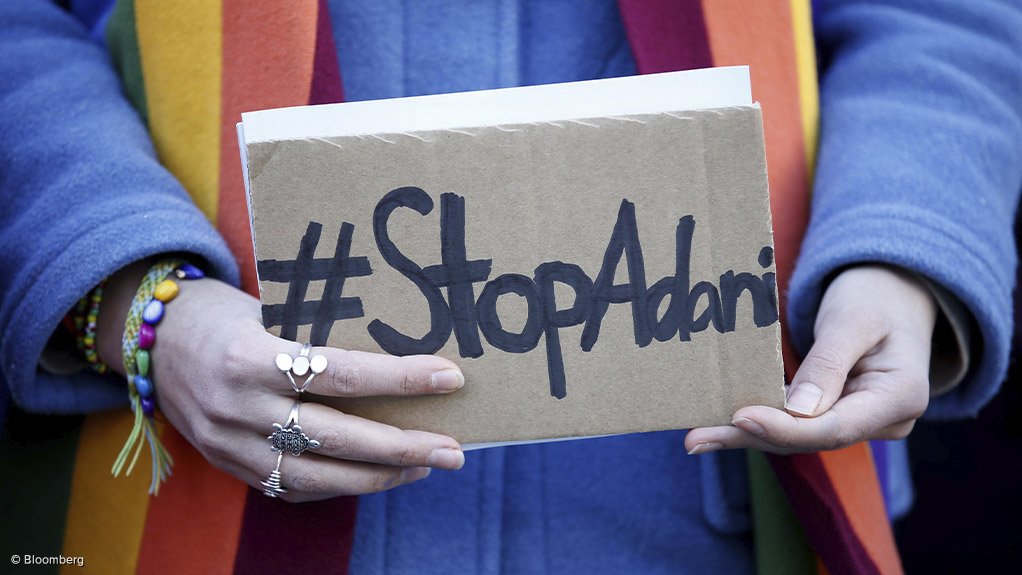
[239,66,784,445]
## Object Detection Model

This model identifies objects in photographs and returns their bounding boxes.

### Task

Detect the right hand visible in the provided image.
[97,263,466,502]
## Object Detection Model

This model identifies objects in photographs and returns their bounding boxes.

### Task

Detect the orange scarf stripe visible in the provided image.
[701,0,810,374]
[217,0,320,296]
[819,445,903,574]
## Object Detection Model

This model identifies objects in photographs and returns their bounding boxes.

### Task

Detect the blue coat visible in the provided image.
[1,0,1020,572]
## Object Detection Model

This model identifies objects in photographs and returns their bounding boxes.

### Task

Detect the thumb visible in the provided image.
[787,324,878,417]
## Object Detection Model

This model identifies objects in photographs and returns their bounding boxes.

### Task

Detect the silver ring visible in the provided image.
[261,453,288,498]
[268,401,322,457]
[275,343,328,394]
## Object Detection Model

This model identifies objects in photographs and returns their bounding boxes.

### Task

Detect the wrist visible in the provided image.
[827,263,938,338]
[95,259,153,375]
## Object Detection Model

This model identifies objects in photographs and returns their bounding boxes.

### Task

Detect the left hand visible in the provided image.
[685,264,937,455]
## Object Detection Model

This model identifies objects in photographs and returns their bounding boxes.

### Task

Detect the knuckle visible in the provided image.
[400,366,419,395]
[289,471,323,494]
[316,426,355,457]
[829,425,860,451]
[773,433,800,451]
[761,426,796,450]
[825,434,850,452]
[389,444,421,467]
[330,360,369,396]
[198,391,237,426]
[369,471,396,494]
[810,416,851,452]
[804,346,847,380]
[203,440,231,463]
[222,338,253,387]
[191,421,229,461]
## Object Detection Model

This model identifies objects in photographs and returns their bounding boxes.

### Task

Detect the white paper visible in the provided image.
[241,66,752,144]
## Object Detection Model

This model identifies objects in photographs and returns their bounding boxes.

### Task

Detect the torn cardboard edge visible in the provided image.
[240,65,752,144]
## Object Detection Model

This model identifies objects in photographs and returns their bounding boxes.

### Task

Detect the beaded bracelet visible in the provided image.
[112,259,205,494]
[73,280,109,374]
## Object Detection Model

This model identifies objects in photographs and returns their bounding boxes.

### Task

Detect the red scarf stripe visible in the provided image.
[310,0,345,106]
[617,0,713,73]
[136,431,247,575]
[774,453,884,575]
[817,445,902,573]
[234,491,358,574]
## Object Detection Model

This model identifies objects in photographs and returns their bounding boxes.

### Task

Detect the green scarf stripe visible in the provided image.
[106,0,149,125]
[748,450,817,575]
[0,409,84,568]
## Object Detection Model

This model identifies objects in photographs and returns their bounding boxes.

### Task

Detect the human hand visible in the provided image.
[97,265,465,502]
[685,265,937,455]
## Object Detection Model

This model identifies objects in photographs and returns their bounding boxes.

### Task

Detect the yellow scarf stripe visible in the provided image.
[135,0,224,223]
[790,0,820,178]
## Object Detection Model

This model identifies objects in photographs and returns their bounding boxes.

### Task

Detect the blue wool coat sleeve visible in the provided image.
[791,0,1022,419]
[0,1,239,414]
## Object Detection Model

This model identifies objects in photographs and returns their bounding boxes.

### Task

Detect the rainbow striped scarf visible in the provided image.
[1,1,902,573]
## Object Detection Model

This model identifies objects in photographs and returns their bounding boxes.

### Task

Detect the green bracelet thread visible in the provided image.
[112,259,182,495]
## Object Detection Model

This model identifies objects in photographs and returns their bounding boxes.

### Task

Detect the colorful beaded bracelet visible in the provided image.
[112,259,205,494]
[73,280,109,374]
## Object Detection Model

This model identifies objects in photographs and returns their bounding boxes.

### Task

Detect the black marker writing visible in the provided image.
[423,193,493,358]
[258,189,778,399]
[258,221,372,345]
[368,187,453,355]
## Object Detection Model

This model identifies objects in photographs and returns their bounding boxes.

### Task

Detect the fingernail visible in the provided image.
[786,383,823,415]
[399,467,431,484]
[687,442,722,455]
[427,448,465,470]
[431,369,465,392]
[732,417,766,437]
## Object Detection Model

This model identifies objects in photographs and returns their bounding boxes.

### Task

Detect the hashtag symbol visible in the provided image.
[257,221,373,345]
